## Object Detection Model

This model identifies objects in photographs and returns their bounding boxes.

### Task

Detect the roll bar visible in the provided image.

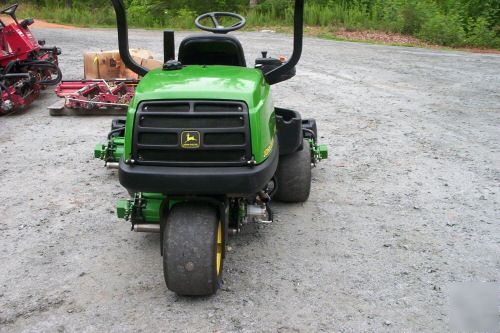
[265,0,304,85]
[110,0,304,81]
[110,0,148,77]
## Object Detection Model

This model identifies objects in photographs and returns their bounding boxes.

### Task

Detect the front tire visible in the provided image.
[274,140,312,203]
[163,202,223,296]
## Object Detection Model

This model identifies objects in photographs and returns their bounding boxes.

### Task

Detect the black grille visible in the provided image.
[133,101,251,166]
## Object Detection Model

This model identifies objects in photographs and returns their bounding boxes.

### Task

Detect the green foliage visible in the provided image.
[466,17,500,48]
[19,5,116,26]
[175,8,198,29]
[399,0,438,34]
[419,13,465,46]
[14,0,500,49]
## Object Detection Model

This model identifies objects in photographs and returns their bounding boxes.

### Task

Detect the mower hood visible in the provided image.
[131,65,268,108]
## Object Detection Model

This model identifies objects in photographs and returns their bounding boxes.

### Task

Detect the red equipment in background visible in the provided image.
[49,79,138,116]
[0,3,61,115]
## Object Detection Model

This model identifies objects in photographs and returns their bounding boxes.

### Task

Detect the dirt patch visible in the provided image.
[0,16,76,29]
[334,28,500,54]
[455,47,500,54]
[335,29,427,46]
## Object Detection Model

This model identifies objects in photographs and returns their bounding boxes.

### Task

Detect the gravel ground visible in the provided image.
[0,28,499,332]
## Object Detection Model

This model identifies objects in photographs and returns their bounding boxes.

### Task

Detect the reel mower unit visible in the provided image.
[0,3,62,115]
[49,79,138,116]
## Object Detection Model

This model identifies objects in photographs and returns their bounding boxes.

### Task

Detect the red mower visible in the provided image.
[0,3,61,115]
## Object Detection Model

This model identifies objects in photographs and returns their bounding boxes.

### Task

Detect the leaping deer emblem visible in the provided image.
[185,133,197,143]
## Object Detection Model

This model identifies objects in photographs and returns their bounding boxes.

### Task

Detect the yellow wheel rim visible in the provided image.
[216,221,222,276]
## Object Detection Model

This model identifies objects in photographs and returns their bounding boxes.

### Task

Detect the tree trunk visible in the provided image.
[249,0,260,7]
[65,0,72,8]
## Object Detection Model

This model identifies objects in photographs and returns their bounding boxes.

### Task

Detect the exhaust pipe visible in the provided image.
[110,0,148,77]
[133,224,160,233]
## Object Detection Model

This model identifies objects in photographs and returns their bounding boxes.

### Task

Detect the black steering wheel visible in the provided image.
[195,12,246,34]
[0,4,19,24]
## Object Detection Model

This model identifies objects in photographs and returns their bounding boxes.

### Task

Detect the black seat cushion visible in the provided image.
[178,34,246,67]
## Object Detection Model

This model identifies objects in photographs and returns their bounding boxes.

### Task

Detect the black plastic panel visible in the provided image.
[275,107,303,155]
[133,100,251,167]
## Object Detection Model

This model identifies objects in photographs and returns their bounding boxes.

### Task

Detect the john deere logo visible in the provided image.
[181,131,200,149]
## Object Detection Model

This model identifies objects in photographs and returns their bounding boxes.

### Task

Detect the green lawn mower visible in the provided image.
[95,0,327,296]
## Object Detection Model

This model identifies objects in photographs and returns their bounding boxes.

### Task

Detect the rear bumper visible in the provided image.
[119,144,278,195]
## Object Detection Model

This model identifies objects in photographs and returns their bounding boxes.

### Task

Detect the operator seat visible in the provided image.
[178,34,246,67]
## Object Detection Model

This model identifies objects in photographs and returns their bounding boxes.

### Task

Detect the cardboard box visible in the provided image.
[119,55,140,80]
[142,58,163,70]
[84,50,121,79]
[83,52,101,79]
[130,49,154,60]
[121,58,164,79]
[97,51,122,79]
[84,49,158,80]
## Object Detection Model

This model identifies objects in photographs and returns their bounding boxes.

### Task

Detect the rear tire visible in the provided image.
[163,202,223,296]
[274,140,312,203]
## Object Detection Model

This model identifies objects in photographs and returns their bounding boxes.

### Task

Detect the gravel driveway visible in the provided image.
[0,28,499,332]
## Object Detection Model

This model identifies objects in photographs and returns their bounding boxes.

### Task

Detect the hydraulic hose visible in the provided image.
[3,59,62,85]
[3,60,17,75]
[108,126,126,139]
[23,60,63,85]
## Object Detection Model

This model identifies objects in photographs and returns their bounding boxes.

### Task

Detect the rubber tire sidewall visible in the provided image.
[274,140,312,203]
[163,202,222,296]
